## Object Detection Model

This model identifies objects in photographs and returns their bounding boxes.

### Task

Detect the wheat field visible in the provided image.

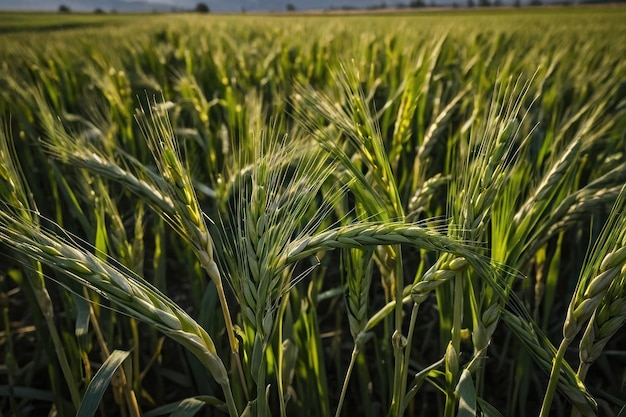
[0,8,625,417]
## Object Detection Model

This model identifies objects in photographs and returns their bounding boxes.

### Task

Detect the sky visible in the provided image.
[0,0,479,13]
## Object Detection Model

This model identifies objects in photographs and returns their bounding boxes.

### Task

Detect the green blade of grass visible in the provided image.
[77,349,130,417]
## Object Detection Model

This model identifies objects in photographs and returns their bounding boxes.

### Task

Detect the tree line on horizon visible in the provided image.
[57,3,211,14]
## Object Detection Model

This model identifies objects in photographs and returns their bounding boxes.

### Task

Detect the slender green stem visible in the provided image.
[390,246,406,417]
[389,345,405,417]
[452,271,464,352]
[209,269,239,356]
[575,364,590,386]
[335,345,359,417]
[221,381,241,417]
[444,394,456,417]
[539,339,570,417]
[398,303,420,416]
[277,295,290,417]
[403,357,446,409]
[365,293,413,333]
[443,272,465,417]
[198,255,248,405]
[256,345,268,417]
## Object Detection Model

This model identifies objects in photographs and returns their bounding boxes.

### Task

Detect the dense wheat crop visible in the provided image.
[1,8,625,417]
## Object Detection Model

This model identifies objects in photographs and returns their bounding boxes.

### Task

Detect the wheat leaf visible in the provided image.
[77,349,130,417]
[455,369,477,417]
